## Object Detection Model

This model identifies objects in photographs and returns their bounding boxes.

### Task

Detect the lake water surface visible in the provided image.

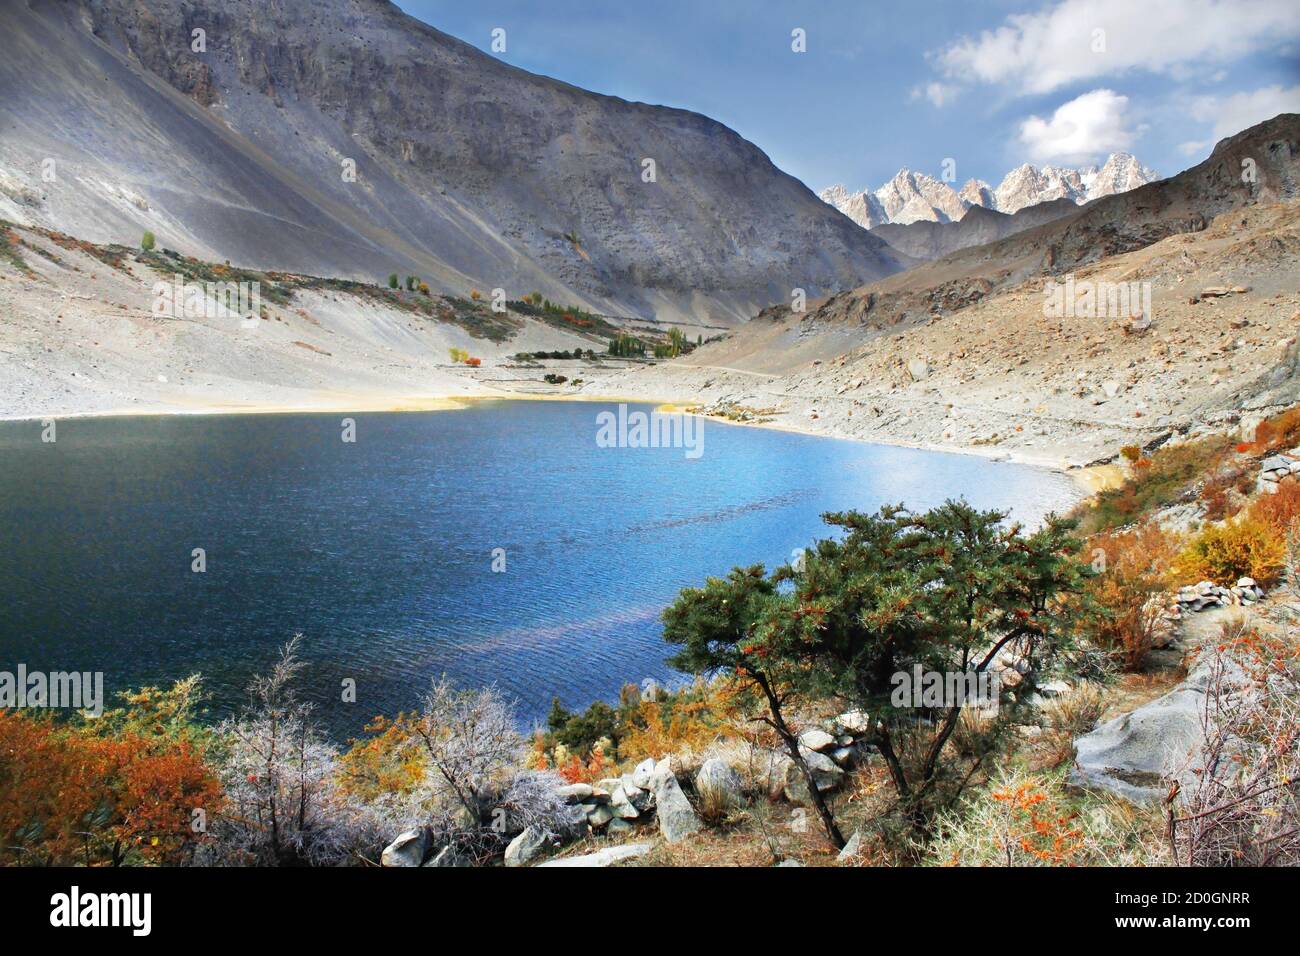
[0,401,1080,733]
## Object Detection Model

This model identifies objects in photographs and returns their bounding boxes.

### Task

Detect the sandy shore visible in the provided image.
[1,379,1103,500]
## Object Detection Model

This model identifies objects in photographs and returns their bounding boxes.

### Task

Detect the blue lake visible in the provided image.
[0,400,1079,734]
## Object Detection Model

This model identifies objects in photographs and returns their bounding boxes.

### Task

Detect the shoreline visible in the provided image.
[1,387,1106,498]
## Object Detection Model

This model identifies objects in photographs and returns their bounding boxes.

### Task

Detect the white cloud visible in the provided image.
[909,82,960,107]
[1190,84,1300,140]
[934,0,1300,96]
[1178,139,1211,156]
[1019,89,1138,163]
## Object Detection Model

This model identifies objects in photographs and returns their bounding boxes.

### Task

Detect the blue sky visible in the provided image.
[397,0,1300,192]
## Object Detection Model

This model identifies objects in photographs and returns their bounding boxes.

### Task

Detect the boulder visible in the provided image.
[695,758,745,810]
[783,749,845,803]
[537,843,652,867]
[631,758,657,791]
[829,746,856,768]
[620,775,654,811]
[837,830,863,864]
[423,845,467,867]
[1069,656,1249,802]
[380,828,429,867]
[504,826,548,868]
[609,785,642,820]
[907,358,929,381]
[584,803,615,828]
[556,783,593,804]
[798,729,837,752]
[653,772,703,843]
[834,710,871,735]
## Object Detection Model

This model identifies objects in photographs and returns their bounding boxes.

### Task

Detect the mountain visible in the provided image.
[584,114,1300,468]
[820,153,1159,228]
[871,198,1078,262]
[0,0,907,325]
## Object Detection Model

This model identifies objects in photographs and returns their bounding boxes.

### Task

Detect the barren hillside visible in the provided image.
[0,0,906,325]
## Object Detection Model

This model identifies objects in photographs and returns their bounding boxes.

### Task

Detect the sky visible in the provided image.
[396,0,1300,193]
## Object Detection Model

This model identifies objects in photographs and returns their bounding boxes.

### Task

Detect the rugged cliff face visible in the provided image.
[0,0,906,323]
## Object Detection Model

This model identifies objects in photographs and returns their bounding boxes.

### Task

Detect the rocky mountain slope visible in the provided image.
[0,0,906,325]
[820,153,1158,228]
[582,116,1300,468]
[870,199,1078,262]
[0,219,622,419]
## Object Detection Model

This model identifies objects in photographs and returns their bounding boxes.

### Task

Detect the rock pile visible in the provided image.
[1175,577,1265,612]
[1257,453,1300,493]
[772,712,875,805]
[386,709,880,867]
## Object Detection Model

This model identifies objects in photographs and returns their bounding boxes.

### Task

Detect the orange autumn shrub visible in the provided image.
[337,713,427,803]
[1247,479,1300,537]
[1246,406,1300,454]
[1084,522,1180,671]
[0,710,221,866]
[1174,516,1285,587]
[930,771,1088,866]
[989,779,1085,865]
[616,681,743,765]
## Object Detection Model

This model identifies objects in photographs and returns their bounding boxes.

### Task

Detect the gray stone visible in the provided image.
[631,758,657,790]
[834,710,871,735]
[798,729,837,752]
[504,826,548,867]
[1069,656,1249,802]
[620,775,653,811]
[556,783,593,804]
[609,785,642,820]
[607,817,635,836]
[829,746,856,768]
[783,748,845,803]
[837,830,863,864]
[653,772,703,843]
[907,358,929,381]
[536,843,652,867]
[776,859,804,867]
[585,803,615,828]
[380,828,429,867]
[422,844,467,867]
